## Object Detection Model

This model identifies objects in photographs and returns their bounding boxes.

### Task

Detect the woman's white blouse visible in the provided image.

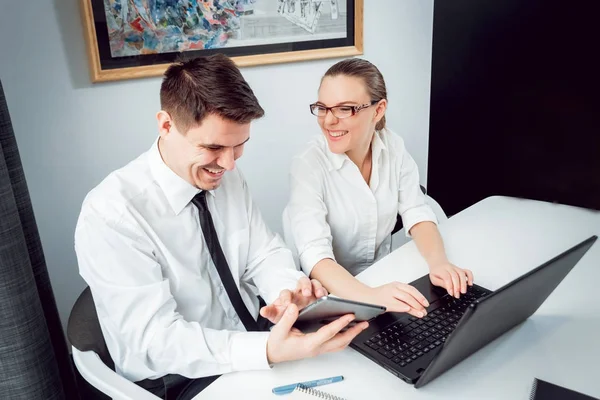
[283,129,437,276]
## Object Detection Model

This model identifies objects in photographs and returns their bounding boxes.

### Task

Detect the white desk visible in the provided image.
[196,196,600,399]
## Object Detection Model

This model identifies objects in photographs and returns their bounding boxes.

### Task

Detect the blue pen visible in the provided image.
[272,375,344,395]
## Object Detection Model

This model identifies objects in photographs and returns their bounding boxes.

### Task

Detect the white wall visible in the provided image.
[0,0,434,330]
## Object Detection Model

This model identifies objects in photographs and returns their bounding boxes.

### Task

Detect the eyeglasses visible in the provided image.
[309,100,379,119]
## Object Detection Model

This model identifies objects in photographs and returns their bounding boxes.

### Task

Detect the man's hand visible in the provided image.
[266,303,369,364]
[260,276,328,324]
[366,282,429,318]
[429,262,474,298]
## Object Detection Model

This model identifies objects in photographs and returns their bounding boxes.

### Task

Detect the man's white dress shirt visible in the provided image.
[283,129,437,277]
[75,140,304,382]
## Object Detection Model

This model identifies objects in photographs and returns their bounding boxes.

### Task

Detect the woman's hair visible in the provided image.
[322,58,388,131]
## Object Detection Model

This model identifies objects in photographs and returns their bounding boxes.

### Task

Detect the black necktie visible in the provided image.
[191,191,260,332]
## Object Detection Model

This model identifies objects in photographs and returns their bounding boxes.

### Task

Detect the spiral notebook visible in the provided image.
[290,384,348,400]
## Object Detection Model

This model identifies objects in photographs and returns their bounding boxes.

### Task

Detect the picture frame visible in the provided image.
[80,0,364,83]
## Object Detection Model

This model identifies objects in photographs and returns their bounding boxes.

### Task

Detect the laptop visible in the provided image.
[350,235,597,388]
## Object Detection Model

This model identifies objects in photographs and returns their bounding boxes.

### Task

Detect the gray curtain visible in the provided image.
[0,80,79,399]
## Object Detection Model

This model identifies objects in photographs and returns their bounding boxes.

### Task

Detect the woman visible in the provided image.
[283,58,474,318]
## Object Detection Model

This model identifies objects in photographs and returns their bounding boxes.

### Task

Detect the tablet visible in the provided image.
[294,296,386,331]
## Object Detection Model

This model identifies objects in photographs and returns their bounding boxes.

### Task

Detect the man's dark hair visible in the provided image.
[160,54,264,133]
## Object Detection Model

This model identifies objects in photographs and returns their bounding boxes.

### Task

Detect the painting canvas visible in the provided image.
[81,0,363,82]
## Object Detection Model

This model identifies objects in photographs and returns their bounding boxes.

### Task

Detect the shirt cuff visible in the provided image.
[230,331,271,371]
[262,269,305,304]
[402,205,438,238]
[298,246,336,276]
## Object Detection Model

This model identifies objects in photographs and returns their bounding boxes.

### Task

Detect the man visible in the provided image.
[75,54,368,399]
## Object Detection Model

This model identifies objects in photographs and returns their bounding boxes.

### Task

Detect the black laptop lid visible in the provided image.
[415,236,597,388]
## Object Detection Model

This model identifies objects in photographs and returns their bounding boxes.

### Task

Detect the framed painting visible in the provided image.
[80,0,364,83]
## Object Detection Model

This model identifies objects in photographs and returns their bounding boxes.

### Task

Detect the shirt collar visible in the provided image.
[325,149,348,171]
[371,129,387,166]
[324,130,387,171]
[148,138,214,215]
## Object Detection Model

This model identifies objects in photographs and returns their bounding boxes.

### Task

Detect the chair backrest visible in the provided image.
[67,287,115,370]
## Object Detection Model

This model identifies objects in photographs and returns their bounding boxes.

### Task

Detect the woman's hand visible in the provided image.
[429,262,474,298]
[366,282,430,318]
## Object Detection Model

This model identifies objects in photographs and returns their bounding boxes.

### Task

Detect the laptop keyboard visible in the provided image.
[363,286,489,368]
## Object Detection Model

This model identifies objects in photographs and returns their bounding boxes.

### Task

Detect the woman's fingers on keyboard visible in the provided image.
[394,289,427,316]
[407,307,426,318]
[433,272,455,297]
[398,283,430,308]
[464,269,474,286]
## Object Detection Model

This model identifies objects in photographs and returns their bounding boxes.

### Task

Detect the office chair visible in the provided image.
[68,287,160,400]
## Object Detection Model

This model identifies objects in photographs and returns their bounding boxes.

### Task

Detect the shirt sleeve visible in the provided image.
[75,207,271,381]
[238,174,305,304]
[282,157,336,276]
[396,143,438,237]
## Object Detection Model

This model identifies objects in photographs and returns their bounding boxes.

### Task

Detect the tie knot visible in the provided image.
[191,191,208,211]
